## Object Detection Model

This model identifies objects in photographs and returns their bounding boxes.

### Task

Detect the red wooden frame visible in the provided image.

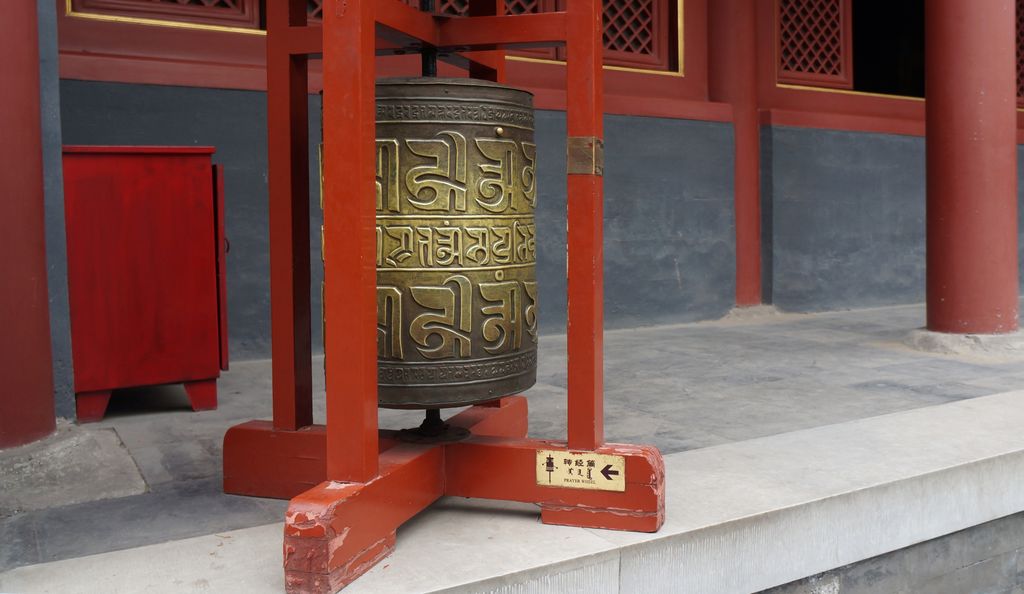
[221,1,665,591]
[55,0,715,121]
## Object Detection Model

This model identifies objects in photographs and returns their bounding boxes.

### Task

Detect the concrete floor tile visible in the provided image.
[0,515,43,570]
[0,423,146,517]
[7,300,1024,572]
[1,478,286,572]
[0,523,286,594]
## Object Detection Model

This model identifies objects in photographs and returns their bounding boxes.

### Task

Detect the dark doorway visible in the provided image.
[852,0,925,98]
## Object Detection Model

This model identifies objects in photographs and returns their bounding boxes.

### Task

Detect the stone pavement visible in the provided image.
[4,302,1024,573]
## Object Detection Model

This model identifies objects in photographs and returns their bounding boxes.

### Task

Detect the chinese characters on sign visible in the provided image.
[536,449,626,492]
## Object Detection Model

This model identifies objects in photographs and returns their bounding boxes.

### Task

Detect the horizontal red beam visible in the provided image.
[268,2,570,64]
[376,0,439,47]
[374,44,504,75]
[375,5,569,51]
[445,437,663,514]
[224,397,530,500]
[761,108,926,137]
[271,8,507,76]
[438,13,567,50]
[436,50,504,73]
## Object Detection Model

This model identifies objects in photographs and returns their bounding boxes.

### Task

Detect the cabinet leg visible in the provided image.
[76,391,111,423]
[184,379,218,412]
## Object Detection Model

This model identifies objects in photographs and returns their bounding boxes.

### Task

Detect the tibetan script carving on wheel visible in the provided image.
[371,78,539,409]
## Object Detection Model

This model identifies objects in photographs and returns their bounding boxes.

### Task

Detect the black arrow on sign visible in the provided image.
[600,464,620,481]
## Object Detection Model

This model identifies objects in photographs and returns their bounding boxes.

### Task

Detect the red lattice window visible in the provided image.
[777,0,853,89]
[71,0,260,30]
[434,1,549,17]
[438,0,468,15]
[1017,0,1024,104]
[602,0,672,70]
[307,1,543,20]
[506,0,545,14]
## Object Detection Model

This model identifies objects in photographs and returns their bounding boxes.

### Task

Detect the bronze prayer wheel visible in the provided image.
[374,78,539,408]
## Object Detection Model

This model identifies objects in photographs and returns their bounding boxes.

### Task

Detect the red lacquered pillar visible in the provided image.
[266,0,313,431]
[0,1,56,446]
[709,0,761,306]
[925,0,1019,333]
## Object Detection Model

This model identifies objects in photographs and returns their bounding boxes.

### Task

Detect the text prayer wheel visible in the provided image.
[373,78,538,408]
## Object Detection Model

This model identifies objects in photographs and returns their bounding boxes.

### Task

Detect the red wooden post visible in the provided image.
[925,0,1019,334]
[322,0,380,482]
[565,0,605,451]
[267,0,314,431]
[0,0,56,447]
[709,0,762,306]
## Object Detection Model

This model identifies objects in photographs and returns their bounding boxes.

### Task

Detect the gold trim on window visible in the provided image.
[776,83,924,102]
[65,0,266,35]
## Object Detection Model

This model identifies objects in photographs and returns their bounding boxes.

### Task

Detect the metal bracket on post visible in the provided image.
[567,136,605,176]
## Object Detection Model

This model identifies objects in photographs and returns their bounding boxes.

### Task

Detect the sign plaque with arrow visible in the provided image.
[535,449,626,492]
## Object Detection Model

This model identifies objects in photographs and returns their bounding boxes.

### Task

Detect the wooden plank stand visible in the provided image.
[222,2,666,592]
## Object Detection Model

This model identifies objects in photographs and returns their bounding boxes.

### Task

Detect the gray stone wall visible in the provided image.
[537,112,737,333]
[58,80,736,360]
[52,81,1024,372]
[761,511,1024,594]
[762,126,928,312]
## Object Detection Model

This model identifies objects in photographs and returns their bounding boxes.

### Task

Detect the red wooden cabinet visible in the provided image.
[62,146,228,422]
